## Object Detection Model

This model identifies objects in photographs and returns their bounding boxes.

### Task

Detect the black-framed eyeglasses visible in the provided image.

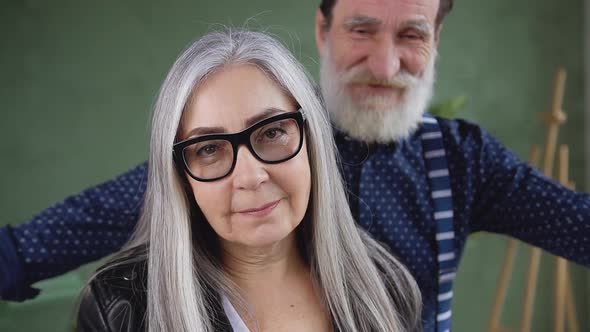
[173,109,306,182]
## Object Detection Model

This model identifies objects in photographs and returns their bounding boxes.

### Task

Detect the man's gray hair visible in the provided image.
[319,0,454,28]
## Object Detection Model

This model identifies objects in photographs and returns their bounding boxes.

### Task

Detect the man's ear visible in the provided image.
[315,9,328,55]
[434,24,443,46]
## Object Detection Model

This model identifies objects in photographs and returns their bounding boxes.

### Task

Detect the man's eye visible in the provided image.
[350,27,374,37]
[400,30,425,41]
[404,34,421,40]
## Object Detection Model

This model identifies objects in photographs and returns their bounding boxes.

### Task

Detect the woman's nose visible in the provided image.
[231,146,269,190]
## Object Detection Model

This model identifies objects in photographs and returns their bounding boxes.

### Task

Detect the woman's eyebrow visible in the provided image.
[184,126,226,139]
[244,108,286,127]
[183,108,288,139]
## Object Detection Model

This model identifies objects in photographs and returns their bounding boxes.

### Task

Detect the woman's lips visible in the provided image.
[237,199,281,217]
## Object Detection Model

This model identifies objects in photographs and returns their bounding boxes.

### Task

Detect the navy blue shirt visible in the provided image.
[2,118,589,330]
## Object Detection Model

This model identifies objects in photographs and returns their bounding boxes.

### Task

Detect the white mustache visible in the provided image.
[342,66,419,89]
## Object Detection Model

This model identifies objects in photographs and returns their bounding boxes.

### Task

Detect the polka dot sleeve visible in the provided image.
[442,119,590,267]
[0,163,147,300]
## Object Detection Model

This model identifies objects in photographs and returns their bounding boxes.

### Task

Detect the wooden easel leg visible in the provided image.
[519,248,542,332]
[554,257,567,332]
[487,239,518,332]
[564,267,579,332]
[517,146,543,332]
[486,68,569,332]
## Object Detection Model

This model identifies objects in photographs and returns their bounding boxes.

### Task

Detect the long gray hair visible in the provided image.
[105,29,421,332]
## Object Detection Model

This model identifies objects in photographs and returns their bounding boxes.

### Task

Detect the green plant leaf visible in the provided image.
[428,96,467,119]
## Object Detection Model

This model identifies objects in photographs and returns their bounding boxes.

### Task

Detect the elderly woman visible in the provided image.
[77,30,421,332]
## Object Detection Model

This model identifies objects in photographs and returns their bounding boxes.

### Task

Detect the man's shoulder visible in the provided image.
[425,116,495,151]
[430,116,484,137]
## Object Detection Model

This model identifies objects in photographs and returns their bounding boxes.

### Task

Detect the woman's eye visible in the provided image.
[255,125,288,144]
[197,144,218,157]
[264,128,281,139]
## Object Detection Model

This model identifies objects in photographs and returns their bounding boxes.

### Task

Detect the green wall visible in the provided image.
[0,0,587,331]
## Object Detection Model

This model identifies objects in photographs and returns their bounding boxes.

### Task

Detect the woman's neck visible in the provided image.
[220,233,331,332]
[221,232,308,289]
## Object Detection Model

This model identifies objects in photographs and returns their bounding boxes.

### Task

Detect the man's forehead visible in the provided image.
[332,0,439,26]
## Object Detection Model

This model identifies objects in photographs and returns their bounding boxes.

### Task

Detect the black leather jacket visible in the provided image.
[76,259,233,331]
[77,259,420,332]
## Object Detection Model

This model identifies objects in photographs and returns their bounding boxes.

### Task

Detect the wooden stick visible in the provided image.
[521,68,567,332]
[554,256,567,332]
[488,146,540,332]
[564,183,578,332]
[553,145,569,332]
[540,68,567,178]
[520,248,542,332]
[487,239,518,332]
[555,148,578,332]
[529,145,541,169]
[558,145,569,184]
[565,267,579,332]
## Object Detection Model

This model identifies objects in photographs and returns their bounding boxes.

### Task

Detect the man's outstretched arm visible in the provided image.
[442,119,590,267]
[0,163,147,301]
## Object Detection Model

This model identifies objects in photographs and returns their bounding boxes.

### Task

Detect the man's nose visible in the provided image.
[232,146,269,190]
[367,37,400,81]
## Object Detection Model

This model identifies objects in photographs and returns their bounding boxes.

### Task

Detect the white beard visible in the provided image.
[320,47,437,143]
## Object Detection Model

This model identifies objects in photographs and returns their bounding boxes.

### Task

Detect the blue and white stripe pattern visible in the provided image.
[421,114,456,332]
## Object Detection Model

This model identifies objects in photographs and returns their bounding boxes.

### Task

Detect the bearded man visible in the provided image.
[1,1,589,331]
[315,1,588,330]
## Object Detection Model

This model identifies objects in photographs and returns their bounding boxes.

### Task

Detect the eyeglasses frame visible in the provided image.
[173,109,306,182]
